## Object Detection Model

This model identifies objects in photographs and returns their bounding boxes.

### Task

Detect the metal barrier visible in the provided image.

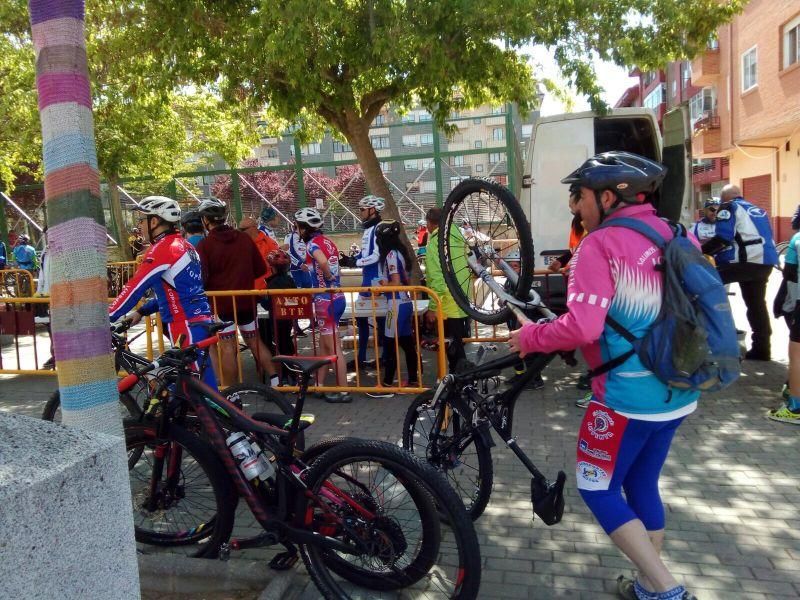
[0,287,449,397]
[107,261,137,297]
[0,297,55,374]
[0,269,35,298]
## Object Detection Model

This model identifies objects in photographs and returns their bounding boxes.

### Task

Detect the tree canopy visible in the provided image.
[126,0,743,268]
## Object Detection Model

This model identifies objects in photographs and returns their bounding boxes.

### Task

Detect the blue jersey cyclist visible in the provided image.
[109,196,217,389]
[509,152,700,600]
[351,195,386,370]
[294,207,350,404]
[701,184,778,360]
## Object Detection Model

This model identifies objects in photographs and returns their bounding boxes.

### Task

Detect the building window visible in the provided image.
[741,46,758,92]
[689,87,716,128]
[521,124,533,139]
[405,182,420,192]
[267,148,278,158]
[783,15,800,70]
[421,158,434,169]
[643,83,665,110]
[418,111,432,122]
[451,155,464,167]
[450,111,461,119]
[402,134,418,147]
[419,180,436,193]
[380,162,391,173]
[373,114,386,126]
[474,140,483,149]
[472,118,481,125]
[404,160,418,171]
[419,133,434,145]
[492,128,504,141]
[488,152,502,164]
[475,164,484,173]
[450,176,468,190]
[681,62,691,89]
[643,71,657,87]
[332,141,351,153]
[671,80,677,97]
[295,142,320,156]
[491,105,504,115]
[370,135,390,149]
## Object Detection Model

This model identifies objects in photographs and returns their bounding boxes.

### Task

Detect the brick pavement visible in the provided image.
[1,274,798,598]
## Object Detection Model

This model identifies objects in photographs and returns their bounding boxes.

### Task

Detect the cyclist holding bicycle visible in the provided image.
[509,152,699,600]
[109,196,218,389]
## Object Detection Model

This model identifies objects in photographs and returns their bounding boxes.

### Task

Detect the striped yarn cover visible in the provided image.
[29,0,120,435]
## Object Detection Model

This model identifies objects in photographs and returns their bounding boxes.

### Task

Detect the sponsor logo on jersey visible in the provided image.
[579,438,612,461]
[577,461,607,483]
[587,408,615,441]
[747,206,767,218]
[716,209,731,220]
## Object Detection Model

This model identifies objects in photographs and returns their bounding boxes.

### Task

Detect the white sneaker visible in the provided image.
[34,316,50,324]
[576,393,592,409]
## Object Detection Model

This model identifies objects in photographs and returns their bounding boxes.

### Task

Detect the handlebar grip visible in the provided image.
[117,372,140,393]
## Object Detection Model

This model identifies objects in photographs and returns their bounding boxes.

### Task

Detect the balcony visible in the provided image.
[692,157,729,186]
[691,48,720,87]
[693,111,721,133]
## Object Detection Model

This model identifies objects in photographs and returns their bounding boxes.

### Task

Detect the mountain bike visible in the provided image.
[403,178,566,523]
[122,332,481,599]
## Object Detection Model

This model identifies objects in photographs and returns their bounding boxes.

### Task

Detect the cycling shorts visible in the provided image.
[314,293,345,336]
[218,313,258,339]
[167,319,218,390]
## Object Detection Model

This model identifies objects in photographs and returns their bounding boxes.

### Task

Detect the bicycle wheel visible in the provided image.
[403,390,494,521]
[301,439,481,599]
[42,389,142,424]
[440,178,534,324]
[125,421,236,558]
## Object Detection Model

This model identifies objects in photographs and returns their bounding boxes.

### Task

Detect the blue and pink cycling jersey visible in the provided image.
[518,203,700,419]
[306,233,345,334]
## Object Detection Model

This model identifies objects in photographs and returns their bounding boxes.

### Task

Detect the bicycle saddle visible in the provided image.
[272,355,336,377]
[252,412,315,431]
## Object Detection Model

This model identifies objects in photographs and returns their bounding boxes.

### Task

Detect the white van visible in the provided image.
[520,106,692,268]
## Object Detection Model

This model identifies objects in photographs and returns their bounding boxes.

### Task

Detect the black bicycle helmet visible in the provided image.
[180,210,202,228]
[561,151,667,203]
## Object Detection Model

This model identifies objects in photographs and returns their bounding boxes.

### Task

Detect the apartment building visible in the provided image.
[251,103,537,214]
[691,0,800,240]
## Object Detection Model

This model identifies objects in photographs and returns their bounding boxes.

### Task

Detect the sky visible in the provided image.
[528,46,639,116]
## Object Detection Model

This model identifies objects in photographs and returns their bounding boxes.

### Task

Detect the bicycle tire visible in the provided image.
[125,420,236,558]
[440,178,535,325]
[403,390,494,521]
[42,389,142,424]
[300,439,481,599]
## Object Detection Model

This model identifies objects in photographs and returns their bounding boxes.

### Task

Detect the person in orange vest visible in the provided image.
[239,217,279,285]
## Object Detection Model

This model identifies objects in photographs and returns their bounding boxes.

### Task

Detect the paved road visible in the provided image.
[1,271,797,598]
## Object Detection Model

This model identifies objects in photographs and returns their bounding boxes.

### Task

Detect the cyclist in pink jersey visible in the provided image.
[294,208,350,403]
[509,152,699,600]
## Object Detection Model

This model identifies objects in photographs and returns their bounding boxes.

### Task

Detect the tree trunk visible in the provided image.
[108,175,132,260]
[344,114,421,282]
[30,0,122,436]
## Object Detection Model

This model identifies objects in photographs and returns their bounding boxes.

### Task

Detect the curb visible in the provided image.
[257,567,298,600]
[138,553,271,595]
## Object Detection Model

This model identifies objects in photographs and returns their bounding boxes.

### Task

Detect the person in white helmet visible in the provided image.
[351,195,386,371]
[109,196,218,389]
[295,207,351,403]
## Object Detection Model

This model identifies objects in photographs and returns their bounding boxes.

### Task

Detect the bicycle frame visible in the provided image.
[149,366,375,556]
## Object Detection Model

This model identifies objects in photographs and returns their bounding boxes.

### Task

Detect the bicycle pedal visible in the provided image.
[269,550,299,571]
[218,542,231,561]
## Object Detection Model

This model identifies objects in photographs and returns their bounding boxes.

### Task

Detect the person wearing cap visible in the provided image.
[691,198,721,245]
[197,199,278,387]
[259,206,281,241]
[109,196,218,389]
[13,234,37,272]
[351,195,386,371]
[509,152,701,600]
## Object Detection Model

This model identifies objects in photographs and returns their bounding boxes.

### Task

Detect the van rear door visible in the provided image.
[660,105,693,225]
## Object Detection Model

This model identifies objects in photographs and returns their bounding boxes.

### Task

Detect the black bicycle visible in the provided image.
[403,178,566,522]
[122,330,481,599]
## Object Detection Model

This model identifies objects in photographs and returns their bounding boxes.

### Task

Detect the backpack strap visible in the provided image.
[586,217,679,380]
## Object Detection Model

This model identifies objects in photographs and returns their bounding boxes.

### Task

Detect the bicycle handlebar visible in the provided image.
[115,334,220,393]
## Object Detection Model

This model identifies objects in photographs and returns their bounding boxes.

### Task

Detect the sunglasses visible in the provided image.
[706,207,718,213]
